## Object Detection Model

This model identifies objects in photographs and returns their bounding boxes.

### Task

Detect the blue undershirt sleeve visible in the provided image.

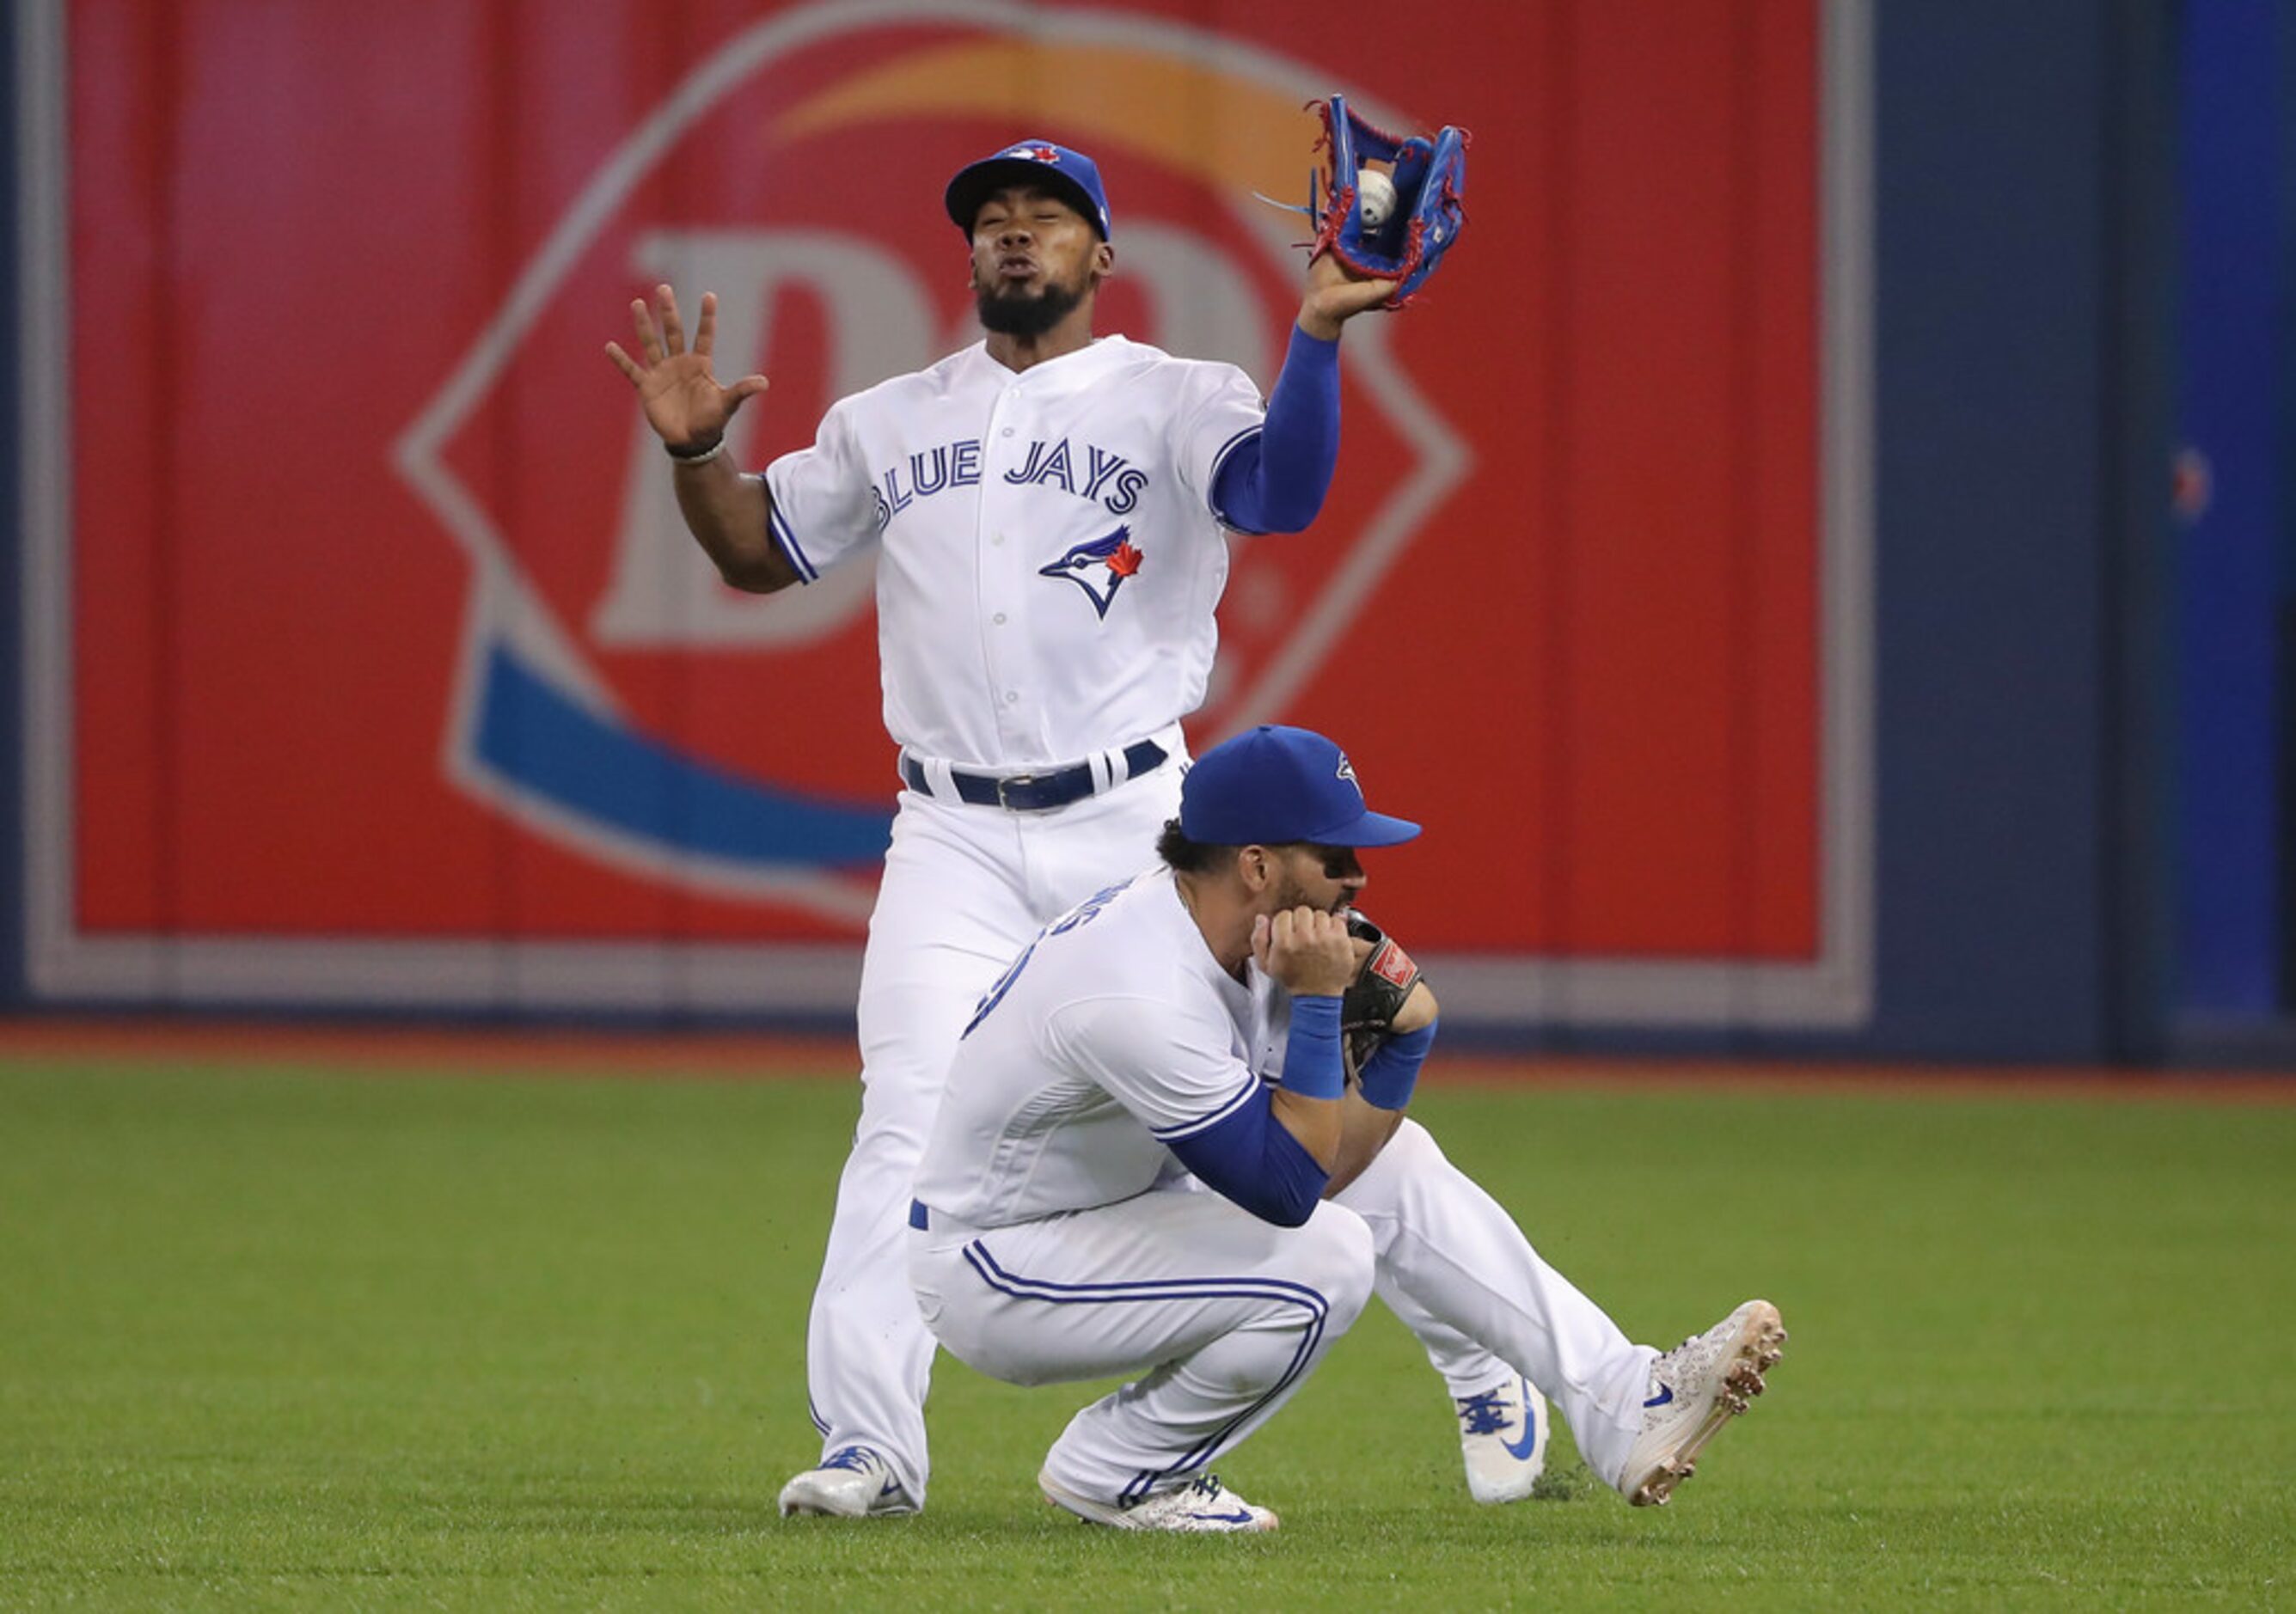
[1209,325,1342,535]
[1356,1020,1437,1110]
[1163,996,1345,1226]
[1166,1093,1332,1227]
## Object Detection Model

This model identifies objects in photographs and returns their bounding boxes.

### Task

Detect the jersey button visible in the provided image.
[1004,692,1019,705]
[993,613,1007,626]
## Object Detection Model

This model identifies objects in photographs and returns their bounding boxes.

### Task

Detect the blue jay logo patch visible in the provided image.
[1039,526,1145,619]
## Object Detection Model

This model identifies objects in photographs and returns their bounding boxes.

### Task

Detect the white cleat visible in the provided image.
[1455,1375,1551,1504]
[1618,1299,1787,1507]
[777,1445,919,1518]
[1039,1469,1279,1531]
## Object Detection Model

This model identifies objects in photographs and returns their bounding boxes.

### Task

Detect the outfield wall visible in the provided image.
[1,1,2191,1061]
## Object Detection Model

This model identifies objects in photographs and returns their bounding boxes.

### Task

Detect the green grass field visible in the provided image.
[2,1050,2291,1610]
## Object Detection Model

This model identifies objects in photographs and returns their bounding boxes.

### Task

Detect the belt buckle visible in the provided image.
[995,773,1039,810]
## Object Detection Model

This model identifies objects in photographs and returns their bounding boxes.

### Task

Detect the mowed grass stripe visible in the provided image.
[1,1060,2288,1611]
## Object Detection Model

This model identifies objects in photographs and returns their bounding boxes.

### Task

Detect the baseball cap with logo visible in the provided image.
[1179,725,1421,848]
[945,140,1113,240]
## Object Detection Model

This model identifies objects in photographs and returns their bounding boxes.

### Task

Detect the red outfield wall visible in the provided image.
[26,0,1860,1028]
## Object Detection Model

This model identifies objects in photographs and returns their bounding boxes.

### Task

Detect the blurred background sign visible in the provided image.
[22,1,2259,1067]
[14,0,1860,1030]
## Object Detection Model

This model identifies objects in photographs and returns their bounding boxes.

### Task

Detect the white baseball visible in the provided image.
[1356,168,1397,229]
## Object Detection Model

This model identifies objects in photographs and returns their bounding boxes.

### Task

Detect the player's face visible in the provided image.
[969,184,1110,337]
[1265,843,1367,916]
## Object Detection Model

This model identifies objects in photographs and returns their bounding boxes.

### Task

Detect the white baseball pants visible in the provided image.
[908,1189,1376,1504]
[803,766,1187,1505]
[1333,1118,1660,1487]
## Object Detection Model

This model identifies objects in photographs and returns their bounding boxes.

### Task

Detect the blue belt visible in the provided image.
[900,738,1167,812]
[909,1198,930,1231]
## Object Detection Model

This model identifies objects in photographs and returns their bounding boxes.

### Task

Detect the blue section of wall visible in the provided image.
[2102,0,2180,1064]
[2176,0,2283,1018]
[0,7,24,1008]
[1866,3,2128,1059]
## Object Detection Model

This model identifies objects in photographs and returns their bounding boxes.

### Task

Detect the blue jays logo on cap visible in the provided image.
[945,139,1114,239]
[1180,725,1421,848]
[1039,525,1144,619]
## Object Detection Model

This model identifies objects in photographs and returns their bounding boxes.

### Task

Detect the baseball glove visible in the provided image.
[1341,910,1424,1081]
[1305,95,1469,308]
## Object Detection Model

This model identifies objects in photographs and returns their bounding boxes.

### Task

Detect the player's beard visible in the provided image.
[1269,870,1349,917]
[974,273,1088,339]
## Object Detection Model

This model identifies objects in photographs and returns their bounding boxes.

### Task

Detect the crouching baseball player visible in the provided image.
[909,726,1786,1529]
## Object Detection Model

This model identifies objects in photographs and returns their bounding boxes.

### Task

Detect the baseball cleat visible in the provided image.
[777,1445,919,1519]
[1618,1299,1787,1507]
[1038,1469,1279,1531]
[1454,1375,1550,1504]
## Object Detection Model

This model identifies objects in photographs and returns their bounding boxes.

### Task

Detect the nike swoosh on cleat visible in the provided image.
[1194,1510,1257,1525]
[1502,1382,1542,1459]
[1644,1384,1676,1409]
[879,1479,903,1497]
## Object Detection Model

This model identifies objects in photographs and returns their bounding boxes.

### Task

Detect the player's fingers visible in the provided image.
[1269,908,1300,955]
[693,291,717,357]
[726,374,770,404]
[630,297,664,363]
[1250,913,1273,971]
[1284,907,1337,962]
[656,284,688,355]
[604,341,643,383]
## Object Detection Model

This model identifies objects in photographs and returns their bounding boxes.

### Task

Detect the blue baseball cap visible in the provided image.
[945,139,1112,240]
[1179,726,1421,848]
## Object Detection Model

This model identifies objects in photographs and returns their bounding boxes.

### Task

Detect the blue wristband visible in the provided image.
[1282,995,1346,1101]
[1357,1020,1437,1110]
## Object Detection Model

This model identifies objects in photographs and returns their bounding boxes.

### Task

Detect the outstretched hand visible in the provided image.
[1296,253,1402,340]
[604,284,768,451]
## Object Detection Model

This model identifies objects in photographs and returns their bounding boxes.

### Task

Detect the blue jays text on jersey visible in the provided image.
[872,436,1150,528]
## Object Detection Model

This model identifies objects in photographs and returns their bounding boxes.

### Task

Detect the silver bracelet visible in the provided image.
[665,436,727,466]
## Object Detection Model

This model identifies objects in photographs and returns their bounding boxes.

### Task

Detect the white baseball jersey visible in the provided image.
[763,337,1265,769]
[911,867,1286,1228]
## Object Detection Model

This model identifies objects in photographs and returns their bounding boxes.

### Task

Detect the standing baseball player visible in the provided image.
[605,138,1542,1518]
[911,724,1787,1529]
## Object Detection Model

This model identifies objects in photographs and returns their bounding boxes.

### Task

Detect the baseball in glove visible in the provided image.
[1301,94,1469,308]
[1341,910,1424,1081]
